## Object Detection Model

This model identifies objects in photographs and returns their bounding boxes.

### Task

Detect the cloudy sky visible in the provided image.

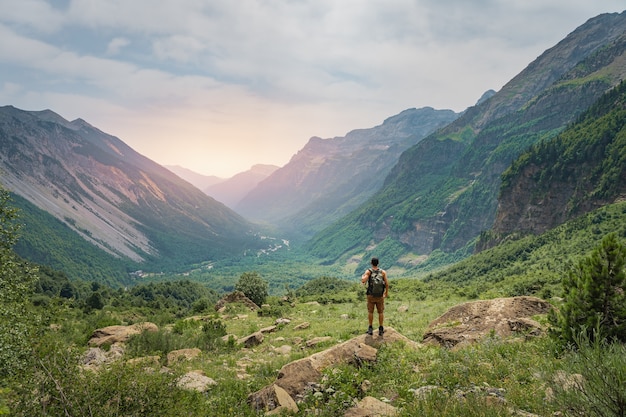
[1,1,624,177]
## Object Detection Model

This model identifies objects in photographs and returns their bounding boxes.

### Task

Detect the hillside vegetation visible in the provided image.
[2,185,626,415]
[307,14,626,272]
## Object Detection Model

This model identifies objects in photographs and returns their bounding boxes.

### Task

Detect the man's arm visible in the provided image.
[361,270,370,284]
[383,271,389,297]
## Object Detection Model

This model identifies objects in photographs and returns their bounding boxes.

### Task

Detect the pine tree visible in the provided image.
[553,233,626,345]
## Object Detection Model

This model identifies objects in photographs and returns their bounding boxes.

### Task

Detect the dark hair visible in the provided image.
[371,257,379,266]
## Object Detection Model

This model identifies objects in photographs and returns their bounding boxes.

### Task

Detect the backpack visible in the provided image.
[367,268,386,297]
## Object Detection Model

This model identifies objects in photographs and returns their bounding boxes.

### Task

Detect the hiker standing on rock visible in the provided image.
[361,257,389,336]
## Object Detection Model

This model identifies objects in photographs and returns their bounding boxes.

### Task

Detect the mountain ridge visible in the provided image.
[0,106,266,279]
[235,106,460,239]
[307,11,626,271]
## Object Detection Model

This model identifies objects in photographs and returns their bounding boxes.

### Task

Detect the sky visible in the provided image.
[1,1,624,178]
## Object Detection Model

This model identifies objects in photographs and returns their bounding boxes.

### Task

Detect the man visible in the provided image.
[361,257,389,336]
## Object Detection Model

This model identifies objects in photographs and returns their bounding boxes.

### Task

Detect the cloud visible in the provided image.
[0,0,624,176]
[106,37,130,56]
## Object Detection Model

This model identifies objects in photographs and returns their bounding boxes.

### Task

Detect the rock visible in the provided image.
[397,305,409,313]
[167,348,202,365]
[305,336,332,348]
[260,325,277,333]
[238,331,264,347]
[422,296,553,348]
[344,396,398,416]
[248,384,299,415]
[274,345,292,355]
[294,322,310,330]
[126,355,160,367]
[360,379,372,394]
[214,291,259,312]
[81,345,125,371]
[248,327,419,412]
[354,343,378,364]
[507,317,542,335]
[340,314,350,319]
[82,347,107,366]
[267,385,299,415]
[176,370,217,392]
[552,370,584,391]
[411,385,445,400]
[275,318,291,325]
[88,322,158,346]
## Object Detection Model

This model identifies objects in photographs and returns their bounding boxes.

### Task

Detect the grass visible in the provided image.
[5,285,626,417]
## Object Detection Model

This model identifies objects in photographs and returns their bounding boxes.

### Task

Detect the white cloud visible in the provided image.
[0,0,624,176]
[106,37,130,56]
[0,0,65,32]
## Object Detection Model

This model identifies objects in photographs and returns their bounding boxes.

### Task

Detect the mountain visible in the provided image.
[0,106,267,282]
[235,107,460,239]
[164,165,224,191]
[482,79,626,248]
[205,164,279,209]
[307,11,626,270]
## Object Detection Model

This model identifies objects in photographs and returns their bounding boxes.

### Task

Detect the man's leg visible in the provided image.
[378,301,385,335]
[366,298,374,335]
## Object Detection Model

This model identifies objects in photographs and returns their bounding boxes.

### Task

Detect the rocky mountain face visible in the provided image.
[205,164,279,209]
[235,107,460,239]
[308,11,626,268]
[0,106,264,271]
[164,165,223,191]
[482,80,626,249]
[165,164,278,209]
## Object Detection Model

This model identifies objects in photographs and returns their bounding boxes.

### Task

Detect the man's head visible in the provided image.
[371,257,379,266]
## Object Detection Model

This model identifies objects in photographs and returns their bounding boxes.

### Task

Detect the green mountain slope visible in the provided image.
[0,106,268,283]
[485,80,626,246]
[10,193,133,286]
[307,12,626,272]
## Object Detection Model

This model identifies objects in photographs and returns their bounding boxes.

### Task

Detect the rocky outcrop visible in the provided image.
[248,327,419,414]
[422,296,553,348]
[88,322,158,346]
[215,291,259,312]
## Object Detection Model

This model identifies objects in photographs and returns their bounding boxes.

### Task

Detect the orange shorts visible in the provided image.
[367,295,385,313]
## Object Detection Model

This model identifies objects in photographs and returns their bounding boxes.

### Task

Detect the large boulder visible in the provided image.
[248,327,419,413]
[88,322,158,346]
[215,291,259,311]
[422,296,553,348]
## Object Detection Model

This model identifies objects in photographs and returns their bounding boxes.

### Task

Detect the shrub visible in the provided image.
[549,332,626,417]
[550,233,626,345]
[235,272,268,307]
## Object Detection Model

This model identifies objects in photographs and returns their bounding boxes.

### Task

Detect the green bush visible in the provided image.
[235,272,268,306]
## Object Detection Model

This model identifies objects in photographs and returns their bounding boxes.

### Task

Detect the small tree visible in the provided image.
[552,233,626,345]
[235,272,268,307]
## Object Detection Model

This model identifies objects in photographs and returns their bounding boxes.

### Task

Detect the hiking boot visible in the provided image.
[378,326,384,336]
[366,326,373,335]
